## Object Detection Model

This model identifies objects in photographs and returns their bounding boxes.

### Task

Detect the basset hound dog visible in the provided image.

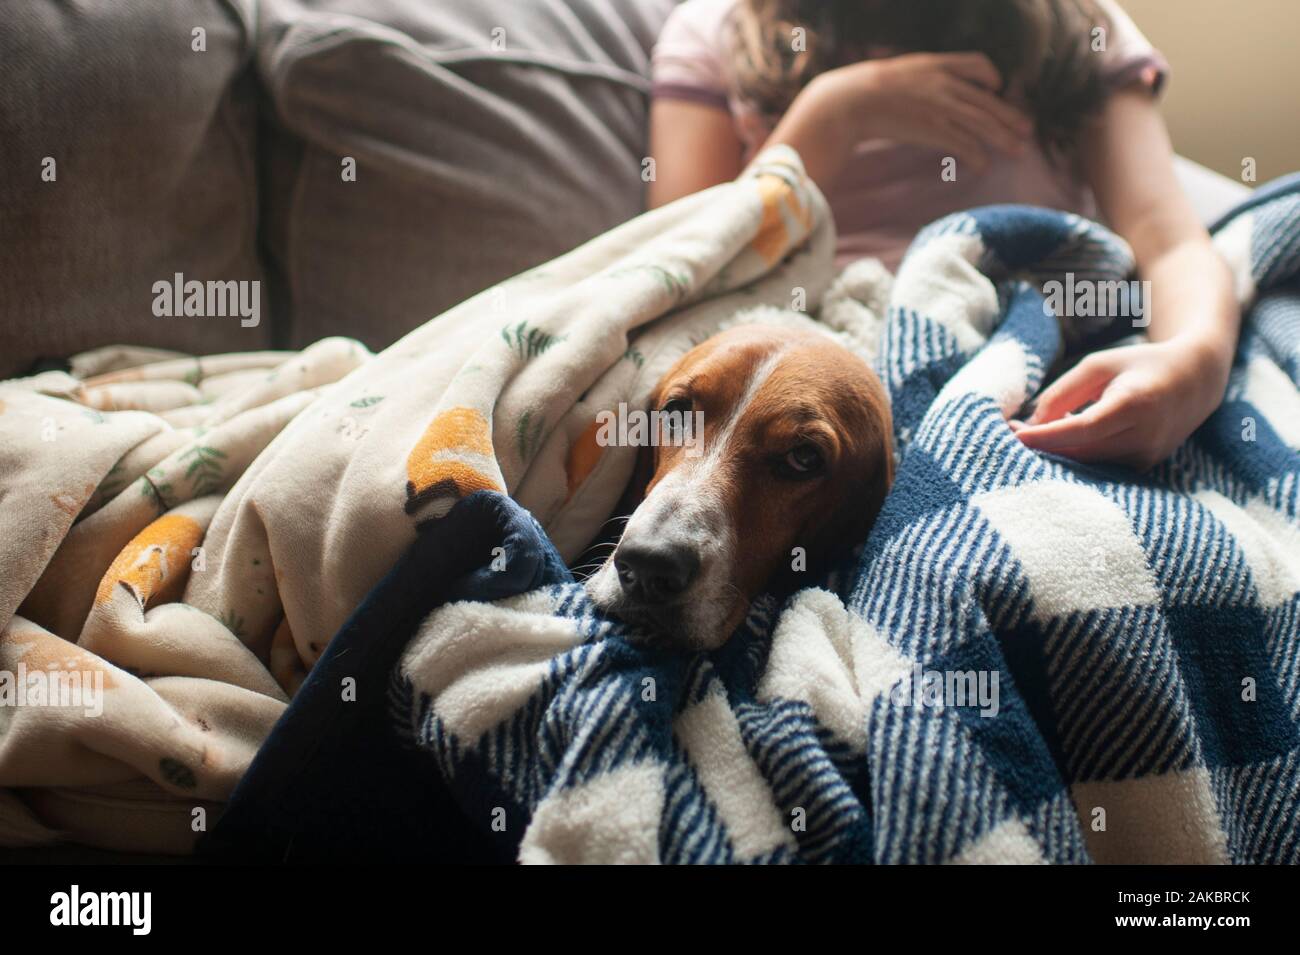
[586,322,893,651]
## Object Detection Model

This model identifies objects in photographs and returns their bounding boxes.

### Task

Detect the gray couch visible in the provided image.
[0,0,675,378]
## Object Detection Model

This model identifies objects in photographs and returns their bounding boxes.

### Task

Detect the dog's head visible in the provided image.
[585,323,893,651]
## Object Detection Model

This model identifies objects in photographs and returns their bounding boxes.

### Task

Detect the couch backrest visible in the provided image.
[0,0,273,378]
[0,0,679,375]
[256,0,676,349]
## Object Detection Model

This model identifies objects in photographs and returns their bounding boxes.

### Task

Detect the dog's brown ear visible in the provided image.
[802,405,895,572]
[806,463,891,568]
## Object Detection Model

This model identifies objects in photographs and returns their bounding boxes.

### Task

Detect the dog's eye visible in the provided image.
[777,443,824,478]
[661,397,692,415]
[660,397,692,435]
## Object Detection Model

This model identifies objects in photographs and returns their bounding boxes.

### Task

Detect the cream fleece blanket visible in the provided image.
[0,148,853,852]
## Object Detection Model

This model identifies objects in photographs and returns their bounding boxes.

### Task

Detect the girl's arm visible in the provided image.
[1012,87,1240,469]
[648,53,1031,209]
[646,100,744,209]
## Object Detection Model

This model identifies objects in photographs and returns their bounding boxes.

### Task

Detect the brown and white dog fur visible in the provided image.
[585,323,893,652]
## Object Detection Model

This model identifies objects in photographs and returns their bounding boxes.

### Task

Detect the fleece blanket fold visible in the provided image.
[217,174,1300,865]
[0,148,837,851]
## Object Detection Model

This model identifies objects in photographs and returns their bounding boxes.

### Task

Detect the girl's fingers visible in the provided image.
[948,79,1034,139]
[944,95,1028,157]
[935,52,1003,90]
[936,118,990,173]
[1013,392,1134,451]
[1034,426,1141,463]
[1028,357,1114,424]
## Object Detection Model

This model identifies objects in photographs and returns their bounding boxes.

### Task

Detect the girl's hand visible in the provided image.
[813,52,1034,174]
[1010,333,1234,471]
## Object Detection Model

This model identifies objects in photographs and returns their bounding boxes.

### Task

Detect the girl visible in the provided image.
[648,0,1239,470]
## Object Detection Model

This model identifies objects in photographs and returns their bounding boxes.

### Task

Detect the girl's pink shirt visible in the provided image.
[652,0,1169,271]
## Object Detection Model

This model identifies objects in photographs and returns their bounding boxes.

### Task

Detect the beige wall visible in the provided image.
[1123,0,1300,183]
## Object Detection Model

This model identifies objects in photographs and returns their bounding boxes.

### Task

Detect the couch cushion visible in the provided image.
[0,0,271,378]
[257,0,676,350]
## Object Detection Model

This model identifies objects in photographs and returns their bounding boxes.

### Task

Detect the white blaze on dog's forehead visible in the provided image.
[637,345,786,524]
[697,347,787,467]
[635,348,787,532]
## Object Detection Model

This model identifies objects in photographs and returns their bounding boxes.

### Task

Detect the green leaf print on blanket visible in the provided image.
[140,468,174,514]
[607,264,691,303]
[502,321,563,361]
[93,460,128,509]
[516,409,547,462]
[180,444,228,497]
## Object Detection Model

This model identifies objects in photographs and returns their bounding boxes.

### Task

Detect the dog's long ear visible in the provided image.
[800,391,895,574]
[803,456,892,572]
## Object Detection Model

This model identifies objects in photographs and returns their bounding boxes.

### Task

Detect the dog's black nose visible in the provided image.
[614,540,700,604]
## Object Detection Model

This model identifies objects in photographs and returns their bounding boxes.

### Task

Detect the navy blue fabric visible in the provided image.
[202,491,569,862]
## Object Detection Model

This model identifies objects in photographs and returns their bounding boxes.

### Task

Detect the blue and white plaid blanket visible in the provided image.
[213,175,1300,865]
[386,176,1300,864]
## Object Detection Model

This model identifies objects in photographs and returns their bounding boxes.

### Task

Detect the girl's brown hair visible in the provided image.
[729,0,1111,155]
